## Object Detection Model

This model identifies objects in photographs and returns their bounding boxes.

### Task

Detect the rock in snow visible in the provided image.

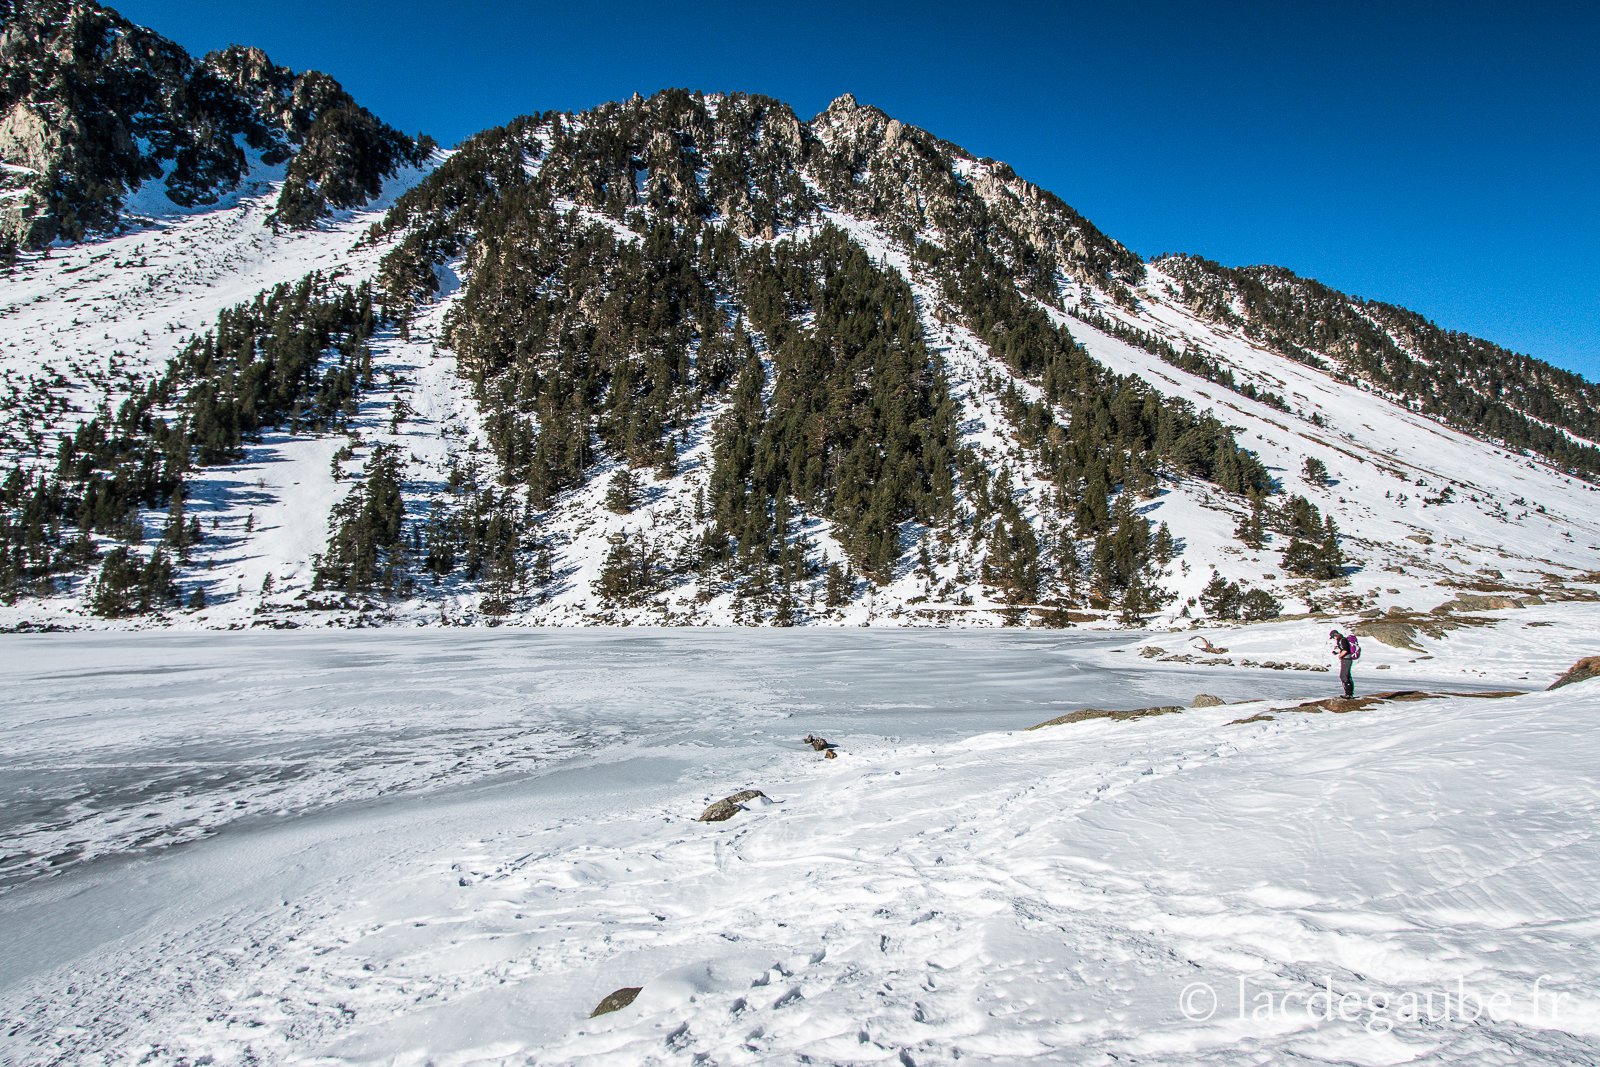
[1549,656,1600,690]
[589,987,642,1017]
[1028,705,1184,730]
[697,789,769,822]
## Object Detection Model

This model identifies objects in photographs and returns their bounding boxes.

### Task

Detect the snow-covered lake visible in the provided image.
[2,630,1593,1064]
[0,629,1344,899]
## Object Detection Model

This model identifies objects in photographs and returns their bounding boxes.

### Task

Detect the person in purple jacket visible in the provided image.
[1329,628,1355,698]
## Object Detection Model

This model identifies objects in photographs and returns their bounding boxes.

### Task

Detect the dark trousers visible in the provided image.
[1339,657,1354,698]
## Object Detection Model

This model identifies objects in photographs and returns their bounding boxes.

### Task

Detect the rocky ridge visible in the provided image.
[0,0,425,250]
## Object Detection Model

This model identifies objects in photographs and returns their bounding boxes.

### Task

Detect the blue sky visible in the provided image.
[117,0,1599,379]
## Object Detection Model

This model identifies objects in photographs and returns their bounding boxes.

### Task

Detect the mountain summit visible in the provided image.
[0,0,427,250]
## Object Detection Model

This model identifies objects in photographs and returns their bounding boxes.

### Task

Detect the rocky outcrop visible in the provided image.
[1028,705,1182,730]
[0,0,421,248]
[807,92,1141,290]
[0,101,56,244]
[1191,694,1225,708]
[1355,609,1497,652]
[0,102,55,176]
[1228,689,1523,725]
[698,789,768,822]
[1432,594,1527,613]
[1354,620,1427,652]
[1549,657,1600,690]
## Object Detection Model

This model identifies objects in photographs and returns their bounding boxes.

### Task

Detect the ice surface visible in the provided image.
[3,629,1592,1065]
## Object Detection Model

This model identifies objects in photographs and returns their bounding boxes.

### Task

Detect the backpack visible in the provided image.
[1346,635,1361,661]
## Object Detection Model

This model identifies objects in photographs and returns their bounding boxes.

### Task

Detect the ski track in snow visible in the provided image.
[1,629,1596,1065]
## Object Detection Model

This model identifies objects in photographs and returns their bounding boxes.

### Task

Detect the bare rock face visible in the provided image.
[0,0,419,247]
[590,986,642,1017]
[1550,656,1600,690]
[697,789,768,822]
[0,103,58,243]
[1192,694,1225,708]
[0,103,56,175]
[803,734,832,751]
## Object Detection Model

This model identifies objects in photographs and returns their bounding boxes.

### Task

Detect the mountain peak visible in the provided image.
[0,0,423,248]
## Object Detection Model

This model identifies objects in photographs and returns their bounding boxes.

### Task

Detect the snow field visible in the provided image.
[2,629,1594,1064]
[0,164,430,461]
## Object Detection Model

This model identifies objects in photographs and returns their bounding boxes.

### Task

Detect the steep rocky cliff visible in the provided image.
[0,0,425,250]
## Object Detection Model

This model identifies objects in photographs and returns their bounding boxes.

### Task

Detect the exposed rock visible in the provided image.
[1549,656,1600,690]
[1353,620,1426,652]
[0,0,421,247]
[805,90,1140,290]
[1191,694,1225,708]
[1433,594,1524,613]
[802,734,833,751]
[1237,659,1327,672]
[1355,610,1496,652]
[590,987,642,1017]
[1228,689,1522,725]
[1028,706,1182,730]
[697,789,768,822]
[1295,693,1419,714]
[0,103,55,175]
[824,749,838,759]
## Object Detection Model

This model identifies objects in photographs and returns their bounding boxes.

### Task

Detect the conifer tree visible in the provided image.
[1239,587,1282,620]
[605,468,638,514]
[315,444,409,596]
[1234,493,1268,549]
[1201,572,1242,620]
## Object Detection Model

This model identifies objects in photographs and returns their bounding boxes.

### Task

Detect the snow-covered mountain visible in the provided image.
[0,0,427,250]
[2,5,1598,634]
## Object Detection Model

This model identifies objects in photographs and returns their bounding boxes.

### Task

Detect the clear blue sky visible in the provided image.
[117,0,1600,379]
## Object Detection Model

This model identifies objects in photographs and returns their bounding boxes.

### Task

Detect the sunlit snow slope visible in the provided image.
[3,147,1598,632]
[0,630,1594,1065]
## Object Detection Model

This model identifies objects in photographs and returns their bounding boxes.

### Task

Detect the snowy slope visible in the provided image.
[1068,264,1600,603]
[1,629,1594,1065]
[4,96,1599,637]
[0,162,433,462]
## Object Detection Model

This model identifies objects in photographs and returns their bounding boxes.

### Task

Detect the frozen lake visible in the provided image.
[3,629,1578,1065]
[2,629,1362,902]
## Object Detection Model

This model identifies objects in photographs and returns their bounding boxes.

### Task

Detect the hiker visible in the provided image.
[1328,628,1357,698]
